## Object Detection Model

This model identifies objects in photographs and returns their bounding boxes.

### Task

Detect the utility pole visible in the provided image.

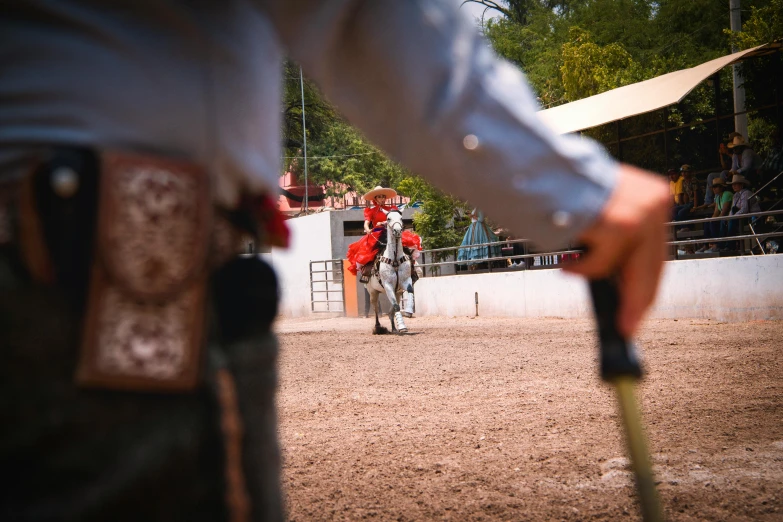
[300,66,309,215]
[729,0,748,139]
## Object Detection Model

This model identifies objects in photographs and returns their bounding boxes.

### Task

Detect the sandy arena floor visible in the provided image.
[275,315,782,521]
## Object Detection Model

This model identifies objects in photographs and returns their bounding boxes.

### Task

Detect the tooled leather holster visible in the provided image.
[14,149,252,392]
[76,152,213,391]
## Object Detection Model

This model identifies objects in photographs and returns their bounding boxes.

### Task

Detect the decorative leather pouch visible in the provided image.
[76,152,212,392]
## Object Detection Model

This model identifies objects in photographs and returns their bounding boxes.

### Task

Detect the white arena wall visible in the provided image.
[262,212,334,318]
[414,255,783,322]
[261,211,782,322]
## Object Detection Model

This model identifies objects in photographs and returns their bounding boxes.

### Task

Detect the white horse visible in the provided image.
[365,209,415,334]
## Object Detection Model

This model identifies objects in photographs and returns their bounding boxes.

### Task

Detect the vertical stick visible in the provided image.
[589,278,664,522]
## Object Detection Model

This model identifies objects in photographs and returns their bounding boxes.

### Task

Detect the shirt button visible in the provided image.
[50,167,79,198]
[552,210,572,228]
[462,134,479,150]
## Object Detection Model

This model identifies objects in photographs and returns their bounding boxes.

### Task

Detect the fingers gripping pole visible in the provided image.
[589,278,664,522]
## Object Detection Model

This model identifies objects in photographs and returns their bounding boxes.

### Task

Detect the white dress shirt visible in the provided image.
[0,0,618,249]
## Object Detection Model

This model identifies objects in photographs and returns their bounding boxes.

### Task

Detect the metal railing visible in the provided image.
[309,259,346,314]
[416,208,783,277]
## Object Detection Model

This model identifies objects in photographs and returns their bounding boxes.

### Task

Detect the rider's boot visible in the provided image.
[401,283,415,318]
[359,263,373,284]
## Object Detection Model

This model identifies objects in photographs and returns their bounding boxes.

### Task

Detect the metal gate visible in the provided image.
[309,259,346,314]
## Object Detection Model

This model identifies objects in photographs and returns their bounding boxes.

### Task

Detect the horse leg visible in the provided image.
[381,273,406,334]
[369,287,388,335]
[398,262,415,318]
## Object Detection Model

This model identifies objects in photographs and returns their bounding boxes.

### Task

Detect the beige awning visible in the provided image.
[537,42,779,135]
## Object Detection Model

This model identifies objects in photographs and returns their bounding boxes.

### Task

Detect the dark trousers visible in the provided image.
[0,149,283,522]
[704,219,728,247]
[725,216,758,251]
[673,202,694,222]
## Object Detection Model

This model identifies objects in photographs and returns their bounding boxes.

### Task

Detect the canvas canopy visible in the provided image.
[537,42,779,135]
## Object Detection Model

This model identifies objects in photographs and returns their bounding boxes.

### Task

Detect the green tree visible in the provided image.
[725,0,783,49]
[282,62,471,252]
[282,62,411,199]
[560,27,640,101]
[305,121,411,200]
[281,61,339,158]
[397,176,472,260]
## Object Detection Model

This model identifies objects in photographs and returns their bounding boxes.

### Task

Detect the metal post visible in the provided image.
[300,66,309,214]
[325,262,330,312]
[714,73,722,156]
[340,261,347,317]
[776,51,783,132]
[730,0,748,138]
[663,107,669,169]
[309,261,315,312]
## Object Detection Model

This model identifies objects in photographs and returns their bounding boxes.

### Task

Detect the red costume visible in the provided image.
[346,204,422,274]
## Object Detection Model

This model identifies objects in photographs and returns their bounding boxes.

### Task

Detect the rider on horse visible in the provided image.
[347,186,422,283]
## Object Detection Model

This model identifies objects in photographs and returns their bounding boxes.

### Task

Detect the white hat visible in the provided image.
[363,186,397,202]
[730,174,750,186]
[727,136,748,149]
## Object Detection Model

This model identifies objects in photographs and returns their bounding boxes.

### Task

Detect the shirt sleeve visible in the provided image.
[732,154,741,171]
[738,149,752,175]
[363,206,374,222]
[261,0,618,249]
[739,191,750,214]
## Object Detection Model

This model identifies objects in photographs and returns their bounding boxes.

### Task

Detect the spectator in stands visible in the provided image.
[720,132,742,171]
[726,174,761,250]
[758,129,783,191]
[728,135,762,181]
[730,174,761,216]
[705,133,741,205]
[669,167,684,206]
[674,164,700,222]
[697,177,733,253]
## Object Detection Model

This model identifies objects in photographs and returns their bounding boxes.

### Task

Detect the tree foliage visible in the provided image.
[282,61,409,198]
[726,0,783,50]
[560,27,639,101]
[396,177,472,255]
[281,61,471,252]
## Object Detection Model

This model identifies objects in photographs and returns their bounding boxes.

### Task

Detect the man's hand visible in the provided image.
[565,164,670,338]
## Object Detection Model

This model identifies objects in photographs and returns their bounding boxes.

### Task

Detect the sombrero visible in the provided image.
[730,174,750,186]
[727,136,747,149]
[363,186,397,201]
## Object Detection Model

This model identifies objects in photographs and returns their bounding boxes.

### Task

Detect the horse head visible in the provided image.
[385,209,404,239]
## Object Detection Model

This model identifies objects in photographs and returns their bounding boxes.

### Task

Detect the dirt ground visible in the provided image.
[275,315,783,521]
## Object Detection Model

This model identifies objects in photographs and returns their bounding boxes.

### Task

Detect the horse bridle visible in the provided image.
[380,209,407,268]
